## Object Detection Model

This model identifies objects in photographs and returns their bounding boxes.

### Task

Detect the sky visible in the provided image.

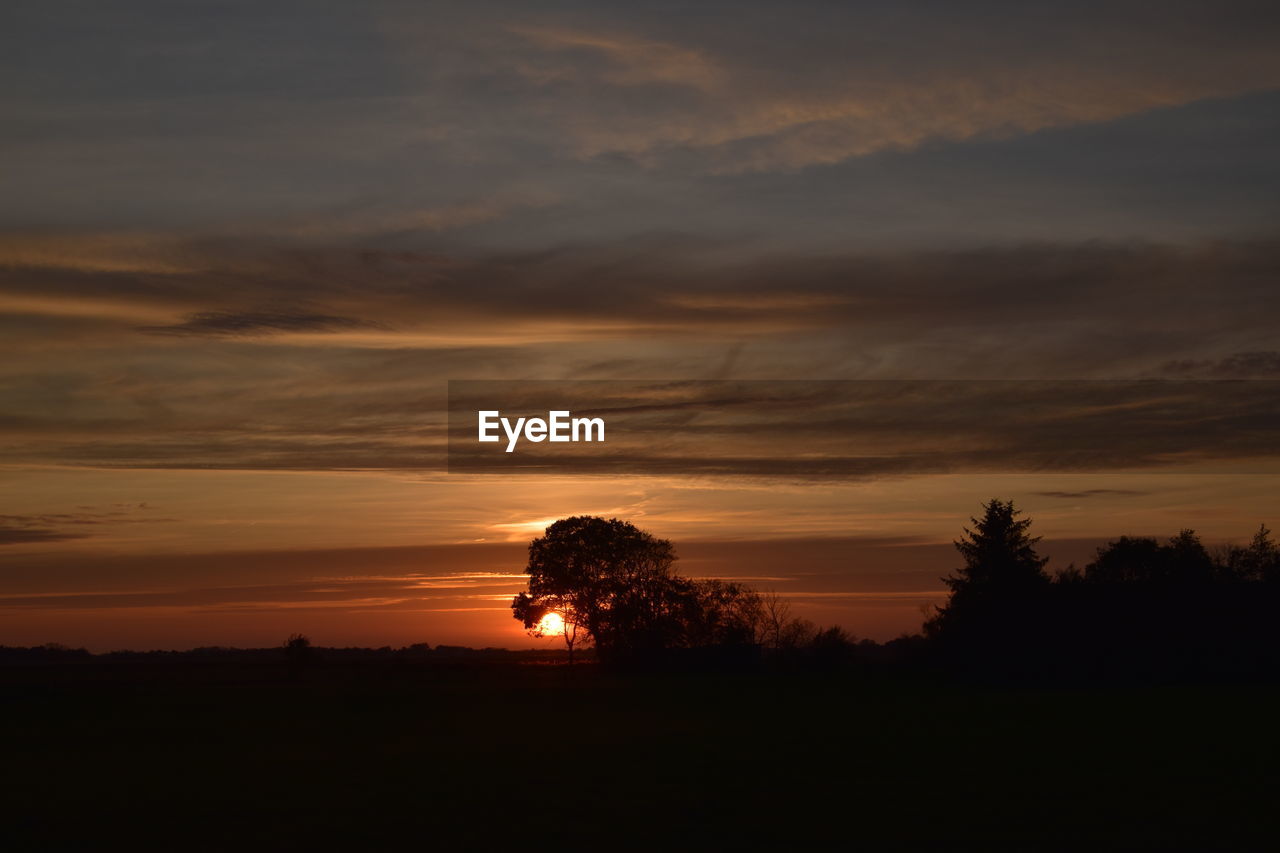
[2,1,1278,650]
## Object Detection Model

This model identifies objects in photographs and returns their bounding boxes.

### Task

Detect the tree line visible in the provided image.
[512,506,1280,678]
[928,499,1280,680]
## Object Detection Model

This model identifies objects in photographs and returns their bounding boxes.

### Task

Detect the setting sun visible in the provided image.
[537,612,565,636]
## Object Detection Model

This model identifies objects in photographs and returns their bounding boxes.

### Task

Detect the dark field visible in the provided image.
[4,661,1278,851]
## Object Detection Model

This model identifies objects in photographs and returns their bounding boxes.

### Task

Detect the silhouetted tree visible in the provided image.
[760,590,792,649]
[1055,563,1083,584]
[927,498,1049,641]
[512,517,688,660]
[283,633,313,669]
[1225,524,1280,582]
[779,617,819,651]
[1030,522,1280,681]
[511,516,771,663]
[757,589,829,653]
[512,594,582,663]
[1084,535,1165,584]
[949,498,1049,595]
[1168,529,1216,583]
[1060,526,1280,680]
[683,579,766,647]
[1085,530,1215,585]
[808,626,857,666]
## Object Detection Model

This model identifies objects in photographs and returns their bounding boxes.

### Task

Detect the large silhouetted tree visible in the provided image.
[948,499,1049,595]
[926,499,1049,646]
[512,516,770,662]
[512,516,686,659]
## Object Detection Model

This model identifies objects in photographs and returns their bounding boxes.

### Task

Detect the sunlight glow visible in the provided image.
[537,611,565,636]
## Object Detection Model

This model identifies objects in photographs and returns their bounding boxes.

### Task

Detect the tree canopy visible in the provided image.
[511,516,772,662]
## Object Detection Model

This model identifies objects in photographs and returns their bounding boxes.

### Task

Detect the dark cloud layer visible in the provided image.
[1032,489,1149,500]
[2,2,1278,248]
[4,234,1278,344]
[2,234,1278,474]
[0,528,90,545]
[1162,351,1280,378]
[0,508,174,546]
[447,379,1280,478]
[139,310,380,338]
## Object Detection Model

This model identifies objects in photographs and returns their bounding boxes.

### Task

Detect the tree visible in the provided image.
[1250,524,1279,582]
[284,633,312,655]
[948,498,1049,595]
[759,590,824,652]
[1225,524,1279,582]
[1166,529,1215,583]
[683,579,766,647]
[512,516,687,660]
[1085,529,1216,585]
[1085,535,1164,584]
[511,516,770,662]
[283,633,313,672]
[512,592,582,663]
[808,626,857,665]
[927,499,1049,640]
[760,590,792,650]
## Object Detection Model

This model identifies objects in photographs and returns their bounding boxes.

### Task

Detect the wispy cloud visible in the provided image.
[0,231,199,274]
[0,505,175,545]
[0,527,91,545]
[1,233,1278,473]
[1161,351,1280,378]
[508,25,726,91]
[1032,489,1149,500]
[422,5,1280,172]
[138,310,382,338]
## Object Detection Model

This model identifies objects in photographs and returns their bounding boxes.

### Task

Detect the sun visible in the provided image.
[537,611,565,636]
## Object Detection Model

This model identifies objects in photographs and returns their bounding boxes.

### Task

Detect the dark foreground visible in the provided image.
[4,660,1278,851]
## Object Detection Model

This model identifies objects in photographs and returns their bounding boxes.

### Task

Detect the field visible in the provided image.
[4,660,1278,850]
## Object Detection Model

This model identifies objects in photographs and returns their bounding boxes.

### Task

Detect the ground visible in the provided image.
[4,660,1278,850]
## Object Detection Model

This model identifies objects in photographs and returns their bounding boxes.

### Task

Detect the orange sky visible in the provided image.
[2,465,1274,650]
[2,2,1278,650]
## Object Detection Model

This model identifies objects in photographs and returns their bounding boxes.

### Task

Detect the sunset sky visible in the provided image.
[3,1,1278,650]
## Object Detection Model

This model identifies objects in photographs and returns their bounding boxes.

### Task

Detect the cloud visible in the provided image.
[0,574,522,610]
[0,527,91,545]
[0,511,175,526]
[5,7,1278,246]
[32,232,1259,342]
[0,536,946,609]
[138,310,381,338]
[1161,351,1280,378]
[0,506,175,546]
[508,25,725,91]
[270,193,560,240]
[399,2,1280,173]
[446,378,1280,479]
[1032,489,1149,499]
[0,231,199,274]
[2,232,1279,473]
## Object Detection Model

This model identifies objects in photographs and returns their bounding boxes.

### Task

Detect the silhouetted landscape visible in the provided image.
[6,3,1280,848]
[6,502,1280,849]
